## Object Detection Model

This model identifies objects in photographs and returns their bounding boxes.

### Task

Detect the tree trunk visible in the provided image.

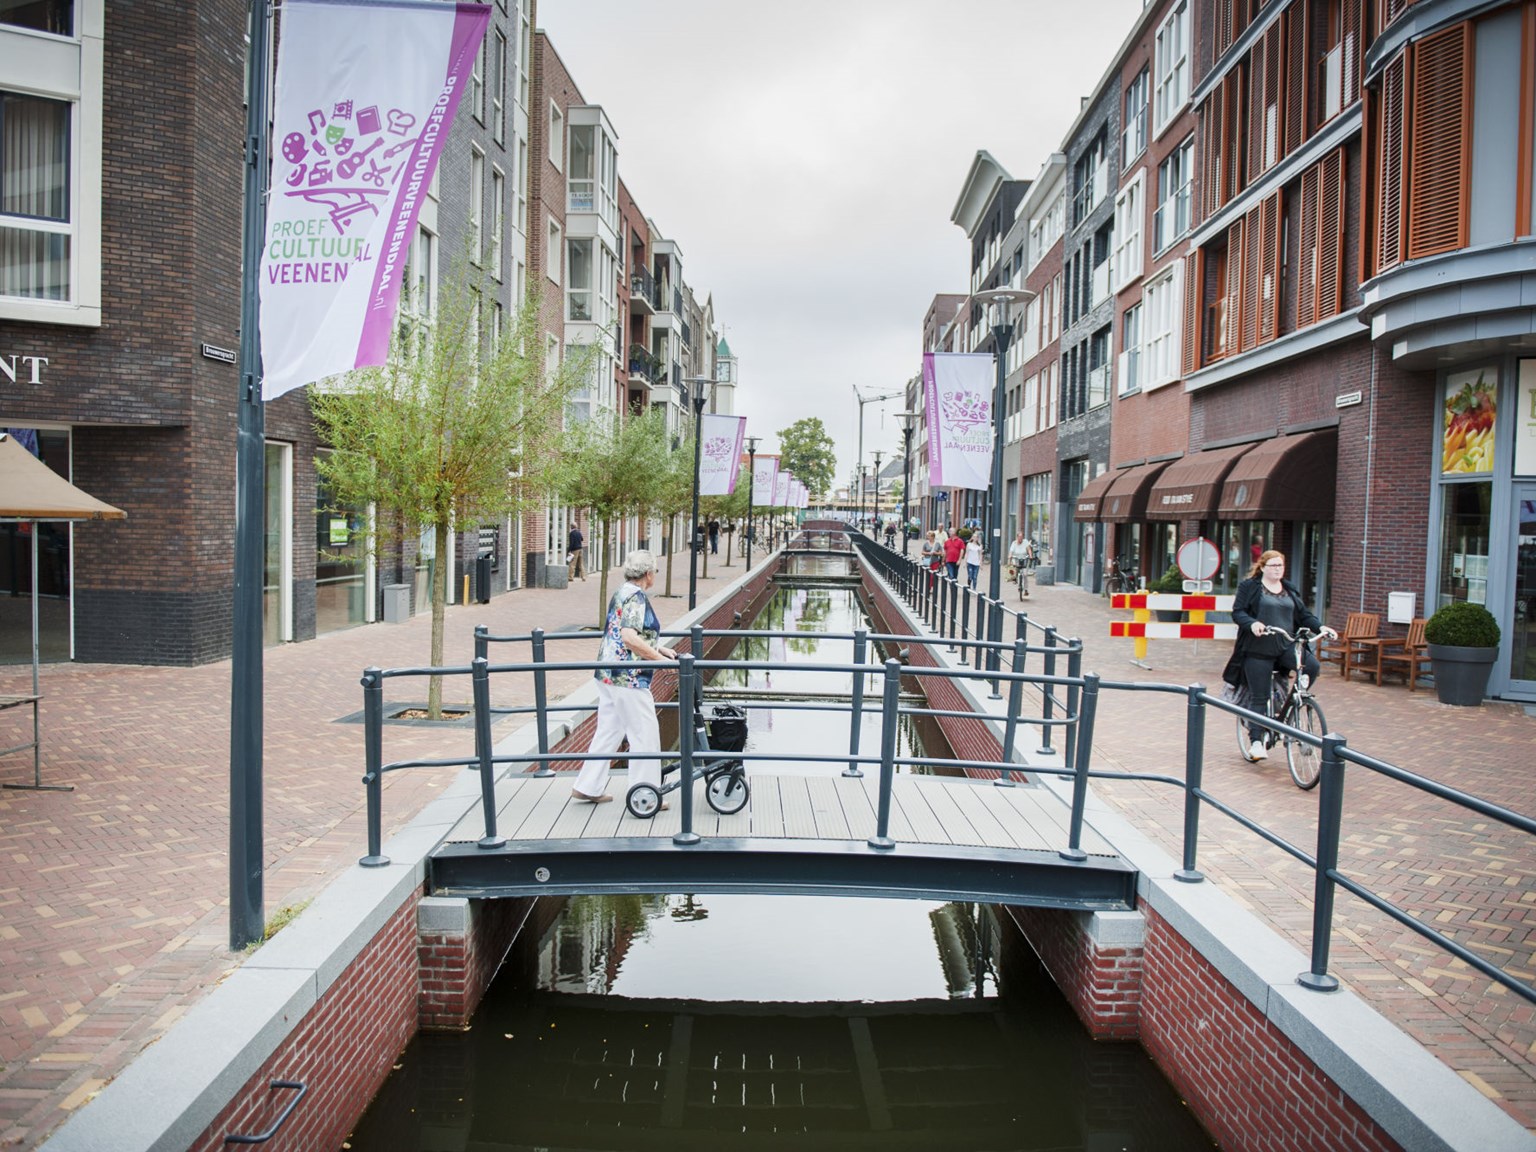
[664,513,676,597]
[724,526,733,567]
[596,513,613,628]
[428,518,448,720]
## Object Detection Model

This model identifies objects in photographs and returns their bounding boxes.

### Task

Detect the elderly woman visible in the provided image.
[571,550,678,804]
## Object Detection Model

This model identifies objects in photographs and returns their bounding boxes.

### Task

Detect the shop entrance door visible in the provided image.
[1508,488,1536,697]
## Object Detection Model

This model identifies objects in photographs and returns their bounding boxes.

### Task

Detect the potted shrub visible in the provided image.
[1150,565,1184,621]
[1424,600,1500,706]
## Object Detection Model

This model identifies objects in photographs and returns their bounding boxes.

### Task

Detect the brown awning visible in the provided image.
[1072,469,1118,522]
[1099,460,1172,523]
[1145,442,1258,520]
[1219,430,1337,521]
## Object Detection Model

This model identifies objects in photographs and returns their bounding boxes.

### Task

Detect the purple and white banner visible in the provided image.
[698,415,746,496]
[795,481,808,509]
[260,0,491,400]
[923,352,995,490]
[752,455,779,505]
[774,471,793,507]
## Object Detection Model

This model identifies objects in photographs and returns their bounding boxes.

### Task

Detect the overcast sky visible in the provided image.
[538,0,1146,487]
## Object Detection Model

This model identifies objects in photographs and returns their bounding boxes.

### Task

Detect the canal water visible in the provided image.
[345,563,1216,1150]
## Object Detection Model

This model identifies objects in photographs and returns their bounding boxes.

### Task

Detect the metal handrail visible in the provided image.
[354,528,1536,1008]
[225,1080,306,1145]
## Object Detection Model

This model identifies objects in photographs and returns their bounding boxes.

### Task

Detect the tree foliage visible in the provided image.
[776,416,837,498]
[311,265,595,716]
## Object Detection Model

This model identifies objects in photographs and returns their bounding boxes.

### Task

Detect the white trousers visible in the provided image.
[572,680,663,798]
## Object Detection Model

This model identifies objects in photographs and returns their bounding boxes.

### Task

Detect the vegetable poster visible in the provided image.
[1441,368,1497,475]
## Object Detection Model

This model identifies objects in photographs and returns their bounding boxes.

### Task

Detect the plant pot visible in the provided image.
[1426,643,1497,706]
[1154,609,1182,623]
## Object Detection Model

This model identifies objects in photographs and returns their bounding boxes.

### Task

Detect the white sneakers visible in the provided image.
[1248,740,1268,762]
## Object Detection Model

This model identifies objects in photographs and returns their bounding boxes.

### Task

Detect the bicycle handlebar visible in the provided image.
[1258,625,1320,644]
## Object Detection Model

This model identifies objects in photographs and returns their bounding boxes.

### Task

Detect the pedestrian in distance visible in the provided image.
[566,523,586,581]
[1223,550,1336,763]
[921,530,943,572]
[708,517,720,555]
[942,528,964,581]
[572,551,677,804]
[964,534,983,589]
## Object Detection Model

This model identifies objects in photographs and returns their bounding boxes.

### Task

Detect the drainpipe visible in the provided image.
[1359,345,1378,611]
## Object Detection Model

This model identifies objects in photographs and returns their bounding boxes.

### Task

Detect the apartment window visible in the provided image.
[1153,1,1189,136]
[1119,302,1142,394]
[516,139,528,236]
[471,33,485,123]
[1142,262,1182,389]
[1049,272,1062,343]
[1318,0,1362,125]
[468,148,484,262]
[1123,68,1149,165]
[546,217,561,284]
[1154,136,1194,252]
[548,102,563,171]
[0,92,70,301]
[519,12,530,110]
[490,168,505,280]
[491,29,506,145]
[1088,325,1111,408]
[1073,131,1109,226]
[1112,170,1144,290]
[568,123,594,213]
[1091,221,1113,308]
[566,237,592,321]
[2,0,72,33]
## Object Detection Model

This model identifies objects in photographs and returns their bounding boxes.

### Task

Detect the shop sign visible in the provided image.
[1440,366,1497,475]
[0,353,48,386]
[1518,361,1536,477]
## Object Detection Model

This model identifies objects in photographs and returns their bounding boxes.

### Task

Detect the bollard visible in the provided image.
[1039,627,1058,755]
[530,629,553,777]
[1060,671,1098,862]
[998,638,1026,787]
[1063,642,1082,772]
[472,656,505,849]
[845,630,868,777]
[1298,733,1346,991]
[359,668,388,867]
[474,623,489,664]
[674,655,701,846]
[1174,684,1206,882]
[868,658,902,850]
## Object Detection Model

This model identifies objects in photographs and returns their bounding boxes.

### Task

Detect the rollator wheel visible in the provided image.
[706,769,749,815]
[625,782,662,819]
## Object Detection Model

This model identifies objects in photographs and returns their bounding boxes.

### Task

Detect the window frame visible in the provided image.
[1153,1,1190,139]
[546,216,562,285]
[1112,169,1145,290]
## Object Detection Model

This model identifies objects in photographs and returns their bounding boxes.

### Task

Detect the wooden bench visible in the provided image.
[1376,617,1431,691]
[1317,612,1380,679]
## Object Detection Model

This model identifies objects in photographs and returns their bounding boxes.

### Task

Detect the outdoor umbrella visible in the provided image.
[0,432,126,789]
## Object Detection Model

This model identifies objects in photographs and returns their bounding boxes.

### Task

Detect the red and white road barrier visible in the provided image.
[1110,593,1237,654]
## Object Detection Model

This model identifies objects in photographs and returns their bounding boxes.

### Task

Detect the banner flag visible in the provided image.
[923,352,995,490]
[796,481,808,509]
[698,415,746,495]
[259,0,491,400]
[753,455,779,504]
[774,471,792,507]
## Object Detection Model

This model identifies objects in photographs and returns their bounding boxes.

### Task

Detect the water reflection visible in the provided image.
[348,893,1215,1151]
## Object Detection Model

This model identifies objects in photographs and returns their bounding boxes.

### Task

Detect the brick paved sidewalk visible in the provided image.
[0,545,747,1149]
[0,551,1531,1146]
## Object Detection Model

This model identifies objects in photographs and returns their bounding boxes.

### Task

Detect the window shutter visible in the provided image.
[1201,91,1226,219]
[1407,23,1472,259]
[1258,191,1281,343]
[1298,165,1319,325]
[1216,0,1234,58]
[1240,204,1262,352]
[1224,217,1246,356]
[1183,249,1203,376]
[1317,148,1346,319]
[1377,54,1406,272]
[1247,43,1266,185]
[1226,71,1247,201]
[1343,0,1363,108]
[1284,3,1309,153]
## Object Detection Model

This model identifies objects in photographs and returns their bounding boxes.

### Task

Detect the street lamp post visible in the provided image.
[686,375,712,610]
[972,287,1035,682]
[897,411,918,557]
[745,435,759,569]
[871,450,883,536]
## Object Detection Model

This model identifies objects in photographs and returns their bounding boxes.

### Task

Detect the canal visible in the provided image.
[346,565,1216,1150]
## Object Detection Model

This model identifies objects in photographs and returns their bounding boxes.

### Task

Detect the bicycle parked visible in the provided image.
[1101,556,1136,598]
[1233,625,1327,790]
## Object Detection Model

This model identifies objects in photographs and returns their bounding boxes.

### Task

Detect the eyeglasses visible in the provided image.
[1263,562,1285,569]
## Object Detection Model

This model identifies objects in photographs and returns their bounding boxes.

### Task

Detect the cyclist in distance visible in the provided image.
[1222,549,1337,762]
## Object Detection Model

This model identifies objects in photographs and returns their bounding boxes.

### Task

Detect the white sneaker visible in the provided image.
[1248,740,1268,762]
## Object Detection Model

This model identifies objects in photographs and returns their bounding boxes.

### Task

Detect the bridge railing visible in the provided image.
[355,553,1536,1008]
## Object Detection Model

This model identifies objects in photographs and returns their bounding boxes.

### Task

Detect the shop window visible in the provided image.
[316,451,368,635]
[1438,481,1492,609]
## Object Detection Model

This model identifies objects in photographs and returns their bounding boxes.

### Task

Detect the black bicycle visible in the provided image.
[1234,626,1327,790]
[1102,556,1135,597]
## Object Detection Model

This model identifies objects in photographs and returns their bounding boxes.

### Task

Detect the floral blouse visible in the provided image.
[595,581,660,689]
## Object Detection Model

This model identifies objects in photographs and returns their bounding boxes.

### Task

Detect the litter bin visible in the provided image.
[382,584,410,624]
[475,552,493,604]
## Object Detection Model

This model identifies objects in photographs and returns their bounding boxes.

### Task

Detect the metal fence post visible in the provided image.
[960,585,972,658]
[474,623,489,664]
[998,638,1026,787]
[1063,641,1082,772]
[1298,733,1346,992]
[359,668,388,867]
[1014,611,1027,674]
[1175,684,1206,882]
[868,658,902,850]
[472,656,505,849]
[1039,627,1058,755]
[986,597,1002,698]
[845,629,868,777]
[1060,671,1099,862]
[530,628,553,777]
[674,654,701,846]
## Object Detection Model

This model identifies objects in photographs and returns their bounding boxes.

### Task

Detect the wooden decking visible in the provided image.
[442,769,1117,857]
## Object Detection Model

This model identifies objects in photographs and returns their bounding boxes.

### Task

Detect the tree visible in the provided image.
[654,424,697,598]
[553,406,674,625]
[311,265,594,718]
[777,416,836,498]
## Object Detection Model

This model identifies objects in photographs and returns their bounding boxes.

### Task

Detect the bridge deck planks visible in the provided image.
[440,771,1116,858]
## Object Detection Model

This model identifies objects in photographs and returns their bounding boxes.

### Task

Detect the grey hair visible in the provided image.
[623,550,657,580]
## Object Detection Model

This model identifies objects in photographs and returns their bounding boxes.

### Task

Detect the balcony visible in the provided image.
[629,267,658,313]
[681,318,692,349]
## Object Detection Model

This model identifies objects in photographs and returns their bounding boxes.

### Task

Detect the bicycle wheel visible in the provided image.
[1284,697,1326,790]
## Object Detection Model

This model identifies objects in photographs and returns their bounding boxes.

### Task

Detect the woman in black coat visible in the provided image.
[1223,549,1337,762]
